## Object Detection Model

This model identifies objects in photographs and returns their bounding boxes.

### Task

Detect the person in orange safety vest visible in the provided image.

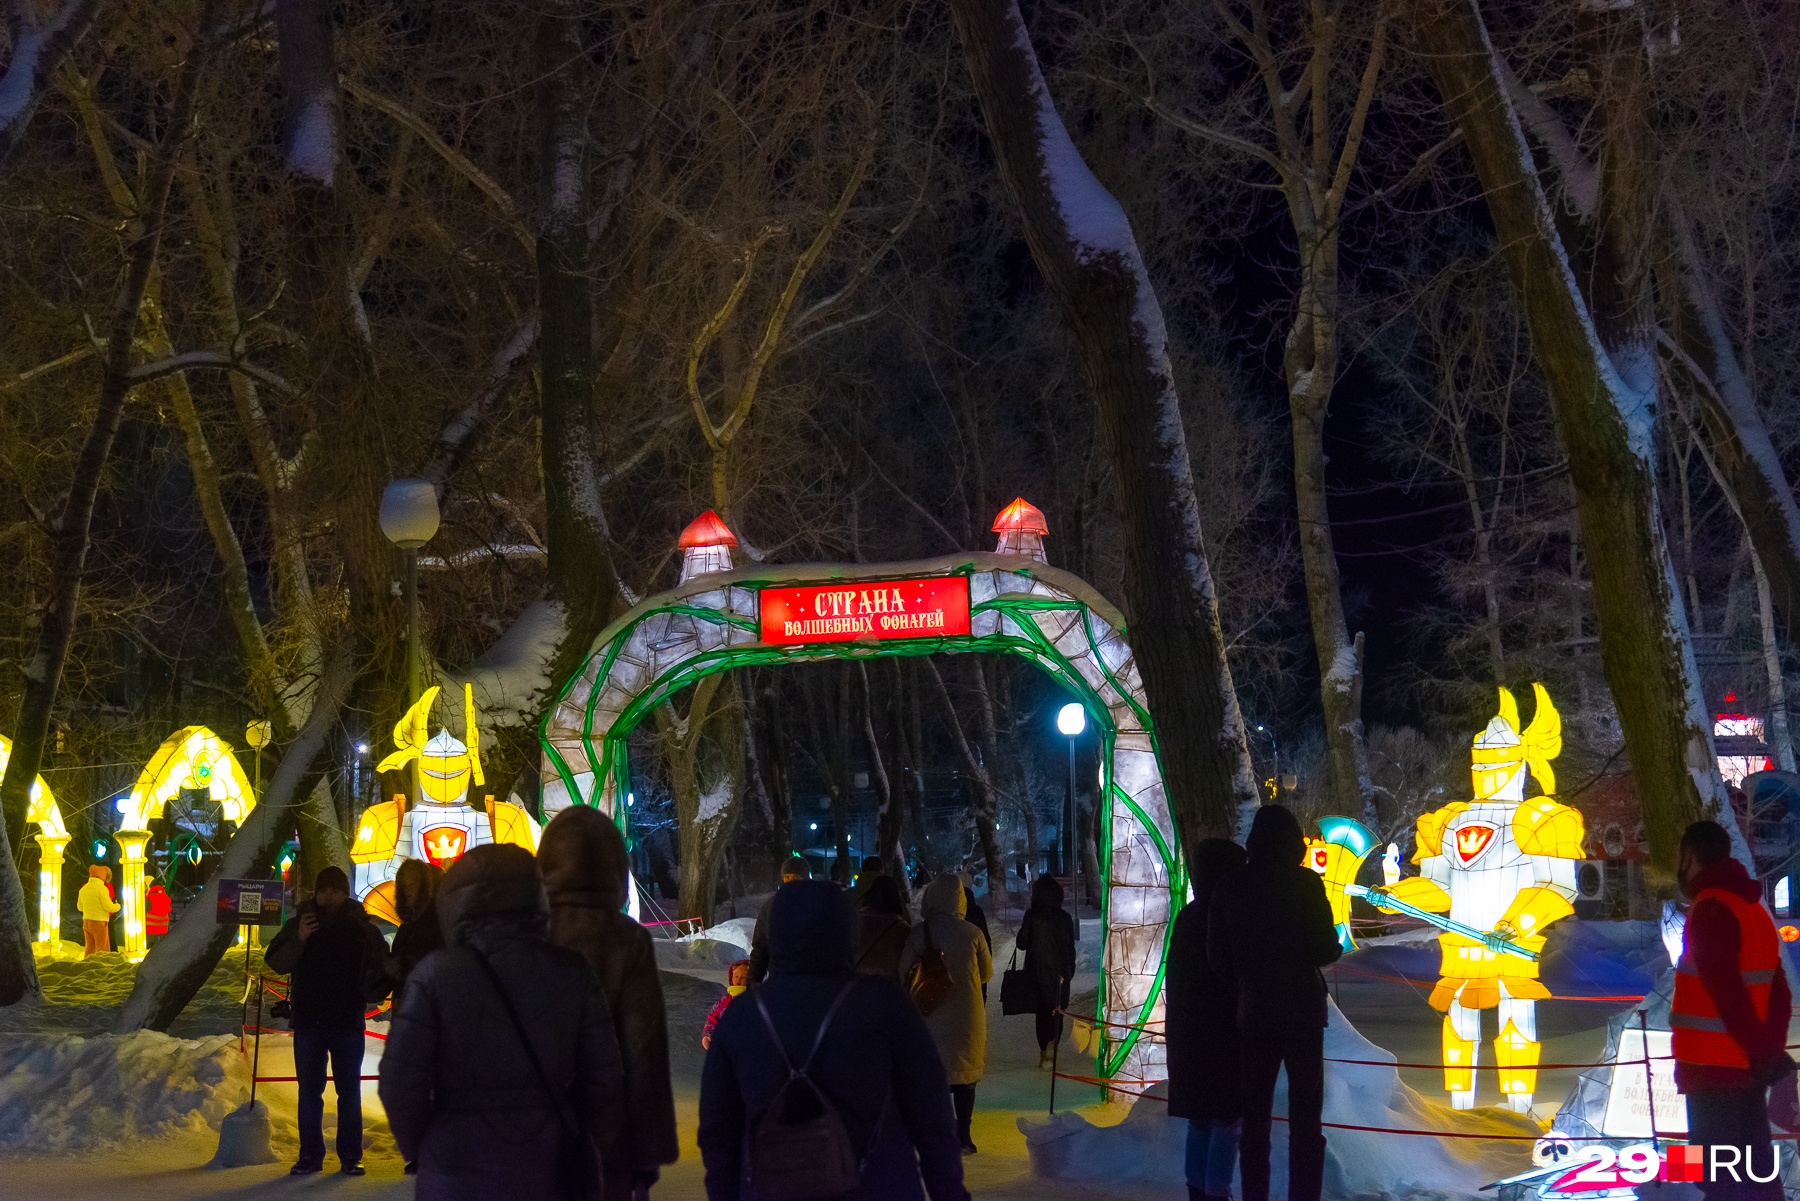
[1672,820,1795,1200]
[146,883,173,940]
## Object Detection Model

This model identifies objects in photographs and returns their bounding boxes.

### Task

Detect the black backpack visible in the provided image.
[743,980,870,1201]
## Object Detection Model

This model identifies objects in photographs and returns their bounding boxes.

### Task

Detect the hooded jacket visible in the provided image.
[897,874,992,1085]
[1675,855,1794,1092]
[379,844,626,1201]
[1207,807,1342,1031]
[1014,875,1075,1011]
[540,806,680,1194]
[698,880,970,1201]
[1166,838,1247,1120]
[388,858,445,1003]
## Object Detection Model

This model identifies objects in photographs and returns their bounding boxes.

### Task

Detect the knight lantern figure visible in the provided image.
[351,683,540,923]
[1375,683,1585,1112]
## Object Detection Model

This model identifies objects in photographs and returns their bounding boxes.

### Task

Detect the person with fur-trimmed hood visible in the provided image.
[379,843,624,1200]
[540,805,680,1201]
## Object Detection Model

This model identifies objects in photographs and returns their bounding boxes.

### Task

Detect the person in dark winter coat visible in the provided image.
[1014,874,1076,1067]
[855,874,912,977]
[385,858,445,1003]
[1208,806,1342,1201]
[698,879,970,1201]
[899,874,992,1154]
[379,844,625,1201]
[748,855,812,984]
[264,865,391,1176]
[539,805,681,1201]
[1168,838,1248,1201]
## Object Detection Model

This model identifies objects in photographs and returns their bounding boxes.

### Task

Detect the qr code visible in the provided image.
[237,890,262,914]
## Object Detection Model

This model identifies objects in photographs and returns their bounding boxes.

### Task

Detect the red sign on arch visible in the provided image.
[760,577,971,645]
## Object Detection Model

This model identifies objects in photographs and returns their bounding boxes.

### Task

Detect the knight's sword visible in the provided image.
[1345,883,1541,963]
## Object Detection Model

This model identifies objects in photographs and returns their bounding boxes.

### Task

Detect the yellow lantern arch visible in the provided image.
[114,726,255,961]
[0,735,70,947]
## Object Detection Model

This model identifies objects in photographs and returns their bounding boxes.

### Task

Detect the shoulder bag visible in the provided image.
[470,947,602,1201]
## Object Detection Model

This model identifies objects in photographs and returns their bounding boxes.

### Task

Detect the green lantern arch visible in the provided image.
[539,514,1181,1086]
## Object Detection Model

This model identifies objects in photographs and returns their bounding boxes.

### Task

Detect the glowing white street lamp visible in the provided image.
[380,478,440,703]
[1056,702,1086,921]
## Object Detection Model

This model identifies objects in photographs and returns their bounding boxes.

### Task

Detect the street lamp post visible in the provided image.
[1056,702,1086,924]
[380,479,441,704]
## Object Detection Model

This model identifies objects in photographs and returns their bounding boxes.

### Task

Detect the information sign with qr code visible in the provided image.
[215,879,284,926]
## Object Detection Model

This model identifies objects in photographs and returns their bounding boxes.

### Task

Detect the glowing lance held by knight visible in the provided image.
[1345,884,1539,963]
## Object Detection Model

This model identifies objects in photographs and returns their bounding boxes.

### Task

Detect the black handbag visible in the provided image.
[470,947,603,1201]
[999,947,1040,1015]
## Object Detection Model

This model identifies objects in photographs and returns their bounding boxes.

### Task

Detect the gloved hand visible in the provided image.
[1767,1060,1800,1132]
[1751,1051,1797,1090]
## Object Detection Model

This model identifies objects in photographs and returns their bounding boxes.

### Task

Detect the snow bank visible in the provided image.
[0,1031,249,1153]
[681,917,755,952]
[1020,999,1536,1200]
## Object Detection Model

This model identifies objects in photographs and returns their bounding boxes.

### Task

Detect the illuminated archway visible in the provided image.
[541,506,1180,1085]
[0,735,70,947]
[115,726,254,961]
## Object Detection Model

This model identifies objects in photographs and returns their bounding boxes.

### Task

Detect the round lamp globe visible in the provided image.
[1056,703,1086,737]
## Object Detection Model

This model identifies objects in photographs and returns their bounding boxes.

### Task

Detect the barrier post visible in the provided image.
[250,976,264,1109]
[1638,1009,1658,1152]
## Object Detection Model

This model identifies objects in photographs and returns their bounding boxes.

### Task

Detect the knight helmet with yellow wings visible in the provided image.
[1374,683,1585,1113]
[350,684,540,923]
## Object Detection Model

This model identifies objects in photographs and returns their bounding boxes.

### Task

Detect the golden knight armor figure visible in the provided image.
[351,684,540,923]
[1375,684,1585,1112]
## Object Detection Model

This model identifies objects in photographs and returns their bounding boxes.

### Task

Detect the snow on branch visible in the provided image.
[0,0,107,170]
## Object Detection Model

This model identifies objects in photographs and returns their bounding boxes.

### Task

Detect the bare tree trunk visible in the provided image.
[1754,550,1795,773]
[0,0,217,1005]
[536,1,620,694]
[859,663,906,899]
[946,0,1257,855]
[657,676,743,921]
[923,658,1004,888]
[1662,207,1800,642]
[1408,0,1735,875]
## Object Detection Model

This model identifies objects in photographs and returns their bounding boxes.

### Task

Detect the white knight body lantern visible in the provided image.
[1375,684,1584,1112]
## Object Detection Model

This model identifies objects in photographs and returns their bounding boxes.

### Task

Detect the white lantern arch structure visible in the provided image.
[541,508,1181,1087]
[0,735,71,948]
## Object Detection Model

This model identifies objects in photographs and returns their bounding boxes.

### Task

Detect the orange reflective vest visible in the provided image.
[1671,887,1782,1068]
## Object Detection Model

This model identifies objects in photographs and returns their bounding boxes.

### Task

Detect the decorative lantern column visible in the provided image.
[34,832,68,945]
[115,829,151,961]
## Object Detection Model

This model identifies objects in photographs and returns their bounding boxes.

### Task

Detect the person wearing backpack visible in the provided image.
[379,844,625,1200]
[698,878,969,1201]
[897,873,991,1155]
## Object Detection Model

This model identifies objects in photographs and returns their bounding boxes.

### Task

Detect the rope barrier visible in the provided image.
[1048,1073,1799,1143]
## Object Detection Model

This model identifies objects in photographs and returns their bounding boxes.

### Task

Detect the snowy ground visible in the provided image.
[0,919,1692,1199]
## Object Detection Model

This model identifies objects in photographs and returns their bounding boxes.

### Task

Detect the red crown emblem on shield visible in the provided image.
[423,826,468,867]
[1454,823,1496,866]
